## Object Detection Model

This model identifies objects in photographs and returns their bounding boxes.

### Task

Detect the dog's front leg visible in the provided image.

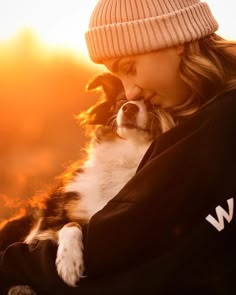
[56,222,84,287]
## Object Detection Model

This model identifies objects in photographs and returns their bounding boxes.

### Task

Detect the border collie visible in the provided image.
[0,73,163,291]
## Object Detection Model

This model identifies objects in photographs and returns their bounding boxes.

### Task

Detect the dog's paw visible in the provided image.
[8,285,37,295]
[56,223,84,287]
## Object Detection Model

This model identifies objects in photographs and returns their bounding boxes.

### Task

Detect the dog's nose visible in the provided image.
[122,103,139,118]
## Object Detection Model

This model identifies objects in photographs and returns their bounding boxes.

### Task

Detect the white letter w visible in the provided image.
[205,198,234,232]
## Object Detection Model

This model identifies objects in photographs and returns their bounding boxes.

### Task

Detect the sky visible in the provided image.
[0,0,235,59]
[0,0,98,58]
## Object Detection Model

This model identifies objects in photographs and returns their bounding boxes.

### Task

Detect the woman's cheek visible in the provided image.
[136,75,154,89]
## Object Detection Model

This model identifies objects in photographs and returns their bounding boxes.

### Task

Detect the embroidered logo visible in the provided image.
[205,198,234,232]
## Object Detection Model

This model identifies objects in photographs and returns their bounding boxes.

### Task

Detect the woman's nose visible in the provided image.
[122,80,142,101]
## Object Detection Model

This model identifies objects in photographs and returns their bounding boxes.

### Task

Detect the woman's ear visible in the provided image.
[176,45,185,56]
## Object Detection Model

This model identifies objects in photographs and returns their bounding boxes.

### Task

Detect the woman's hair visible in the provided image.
[159,34,236,133]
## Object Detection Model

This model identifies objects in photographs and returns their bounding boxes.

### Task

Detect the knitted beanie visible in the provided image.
[85,0,218,63]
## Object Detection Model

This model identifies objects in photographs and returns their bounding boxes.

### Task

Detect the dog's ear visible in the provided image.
[79,101,114,125]
[79,73,125,126]
[86,73,124,101]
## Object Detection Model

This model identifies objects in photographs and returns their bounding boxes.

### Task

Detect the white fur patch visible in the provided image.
[56,225,84,286]
[64,136,151,220]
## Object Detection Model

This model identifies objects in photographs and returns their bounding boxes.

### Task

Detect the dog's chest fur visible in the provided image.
[64,136,151,219]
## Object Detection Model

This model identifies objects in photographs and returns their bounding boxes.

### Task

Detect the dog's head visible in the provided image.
[79,73,166,141]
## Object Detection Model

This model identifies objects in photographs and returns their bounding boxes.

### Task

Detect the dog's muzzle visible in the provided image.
[122,103,139,119]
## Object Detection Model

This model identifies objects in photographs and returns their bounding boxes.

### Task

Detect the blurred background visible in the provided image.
[0,0,235,220]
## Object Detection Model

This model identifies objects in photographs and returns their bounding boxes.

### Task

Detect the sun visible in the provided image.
[0,0,235,58]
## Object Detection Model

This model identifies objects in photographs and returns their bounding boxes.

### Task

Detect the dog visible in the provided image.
[0,72,165,293]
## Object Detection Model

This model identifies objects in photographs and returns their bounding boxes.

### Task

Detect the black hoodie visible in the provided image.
[1,89,236,295]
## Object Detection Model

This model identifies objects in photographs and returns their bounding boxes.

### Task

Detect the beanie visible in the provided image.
[85,0,218,63]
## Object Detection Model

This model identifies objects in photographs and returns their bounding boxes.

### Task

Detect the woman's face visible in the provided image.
[103,46,191,108]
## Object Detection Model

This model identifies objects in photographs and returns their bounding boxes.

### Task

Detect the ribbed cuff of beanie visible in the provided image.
[85,2,218,63]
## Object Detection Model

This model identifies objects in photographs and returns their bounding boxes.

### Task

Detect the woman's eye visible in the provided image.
[122,64,136,75]
[127,65,136,75]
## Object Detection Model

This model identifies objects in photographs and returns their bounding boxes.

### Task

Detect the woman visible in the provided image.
[1,0,236,294]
